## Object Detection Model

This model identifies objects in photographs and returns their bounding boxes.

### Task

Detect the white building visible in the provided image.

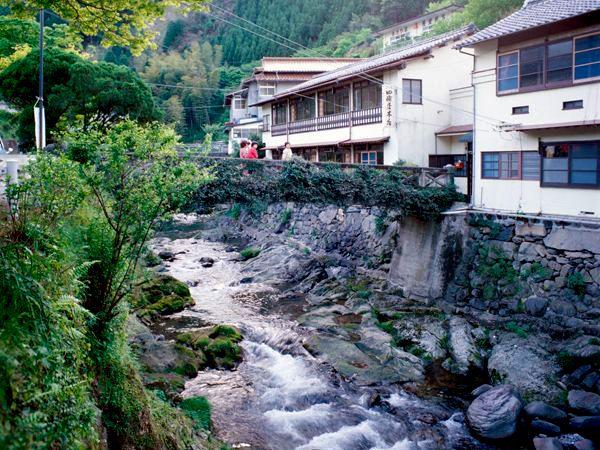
[374,4,464,50]
[458,0,600,218]
[224,57,360,153]
[255,25,477,196]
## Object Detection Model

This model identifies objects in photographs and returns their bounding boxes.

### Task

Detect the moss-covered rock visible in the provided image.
[176,325,243,370]
[134,275,194,319]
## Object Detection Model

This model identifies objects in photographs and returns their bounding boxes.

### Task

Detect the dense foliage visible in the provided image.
[0,48,157,147]
[0,121,208,449]
[189,158,463,220]
[0,0,210,54]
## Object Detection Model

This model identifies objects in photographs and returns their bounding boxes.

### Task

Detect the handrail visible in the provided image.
[269,107,382,136]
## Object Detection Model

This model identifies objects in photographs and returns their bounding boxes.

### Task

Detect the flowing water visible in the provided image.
[152,215,487,450]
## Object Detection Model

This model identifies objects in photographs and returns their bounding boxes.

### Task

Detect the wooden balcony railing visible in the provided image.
[269,107,382,137]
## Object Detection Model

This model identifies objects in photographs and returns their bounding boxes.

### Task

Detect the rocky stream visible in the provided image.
[130,206,600,450]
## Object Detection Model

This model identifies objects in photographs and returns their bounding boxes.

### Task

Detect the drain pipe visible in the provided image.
[459,47,476,208]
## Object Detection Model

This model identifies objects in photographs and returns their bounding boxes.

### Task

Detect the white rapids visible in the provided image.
[151,215,486,450]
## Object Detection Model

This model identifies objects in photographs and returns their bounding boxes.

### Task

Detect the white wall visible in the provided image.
[386,45,473,166]
[472,32,600,218]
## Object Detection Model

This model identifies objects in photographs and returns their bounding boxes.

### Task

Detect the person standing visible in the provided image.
[247,142,259,159]
[281,142,293,161]
[239,140,250,159]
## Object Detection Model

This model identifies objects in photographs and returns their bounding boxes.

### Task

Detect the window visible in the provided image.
[233,96,247,110]
[357,144,384,165]
[402,79,422,104]
[482,151,541,180]
[546,40,573,84]
[318,86,349,116]
[232,128,261,139]
[497,52,519,92]
[497,32,600,93]
[290,95,315,121]
[574,33,600,81]
[541,142,600,188]
[512,106,529,115]
[429,154,467,177]
[520,45,544,89]
[262,114,271,132]
[258,83,275,96]
[521,152,540,180]
[272,102,287,125]
[353,80,381,111]
[563,100,583,110]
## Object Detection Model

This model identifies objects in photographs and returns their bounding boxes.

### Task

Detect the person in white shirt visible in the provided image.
[281,142,293,161]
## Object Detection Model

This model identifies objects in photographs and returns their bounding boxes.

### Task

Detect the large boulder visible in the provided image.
[568,390,600,415]
[466,385,523,439]
[524,401,567,423]
[488,333,561,401]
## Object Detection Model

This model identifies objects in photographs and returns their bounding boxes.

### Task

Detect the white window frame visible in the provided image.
[233,96,247,110]
[360,151,378,166]
[258,83,276,97]
[497,50,520,94]
[573,31,600,84]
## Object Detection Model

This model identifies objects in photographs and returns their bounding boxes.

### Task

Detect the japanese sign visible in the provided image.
[382,85,395,129]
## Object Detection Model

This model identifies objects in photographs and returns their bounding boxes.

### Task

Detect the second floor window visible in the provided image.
[353,80,381,111]
[233,97,247,110]
[290,95,315,121]
[318,87,350,116]
[259,83,276,96]
[402,79,422,104]
[497,31,600,94]
[272,102,287,125]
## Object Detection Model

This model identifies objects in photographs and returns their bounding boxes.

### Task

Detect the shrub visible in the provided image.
[505,321,528,338]
[280,208,293,225]
[189,158,463,221]
[567,272,586,297]
[240,247,260,260]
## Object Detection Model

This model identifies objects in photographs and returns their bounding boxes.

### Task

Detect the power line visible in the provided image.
[147,82,228,91]
[208,7,506,127]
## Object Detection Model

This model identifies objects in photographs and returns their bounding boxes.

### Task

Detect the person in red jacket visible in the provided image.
[247,142,259,159]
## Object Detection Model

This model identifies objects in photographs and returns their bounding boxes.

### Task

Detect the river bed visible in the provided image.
[151,215,488,450]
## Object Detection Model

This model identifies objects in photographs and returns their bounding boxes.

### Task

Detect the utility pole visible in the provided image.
[37,8,45,150]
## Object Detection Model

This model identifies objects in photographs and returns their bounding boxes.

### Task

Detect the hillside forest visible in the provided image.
[0,0,522,145]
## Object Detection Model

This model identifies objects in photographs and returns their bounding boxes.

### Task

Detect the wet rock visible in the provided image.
[199,256,215,268]
[444,317,483,375]
[471,384,492,397]
[467,385,523,439]
[573,439,596,450]
[582,372,599,390]
[158,250,175,261]
[568,390,600,415]
[533,437,563,450]
[569,416,600,439]
[488,333,561,401]
[304,334,423,386]
[525,296,548,317]
[524,401,567,423]
[568,365,593,384]
[530,419,561,436]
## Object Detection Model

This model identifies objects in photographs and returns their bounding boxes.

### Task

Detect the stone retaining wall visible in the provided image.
[236,203,600,336]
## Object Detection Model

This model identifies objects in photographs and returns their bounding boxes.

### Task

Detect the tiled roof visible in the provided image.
[252,24,477,106]
[260,57,362,73]
[254,73,318,82]
[459,0,600,47]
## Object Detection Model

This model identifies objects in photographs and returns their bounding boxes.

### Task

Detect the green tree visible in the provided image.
[0,48,157,146]
[163,19,186,51]
[1,0,210,55]
[430,0,522,33]
[62,120,209,328]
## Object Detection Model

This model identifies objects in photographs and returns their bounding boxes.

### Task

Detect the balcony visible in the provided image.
[271,107,382,136]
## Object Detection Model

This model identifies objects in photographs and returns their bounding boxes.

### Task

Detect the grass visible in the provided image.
[375,215,387,234]
[280,208,292,225]
[505,321,528,338]
[567,272,587,297]
[240,247,260,260]
[226,203,242,220]
[180,396,211,430]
